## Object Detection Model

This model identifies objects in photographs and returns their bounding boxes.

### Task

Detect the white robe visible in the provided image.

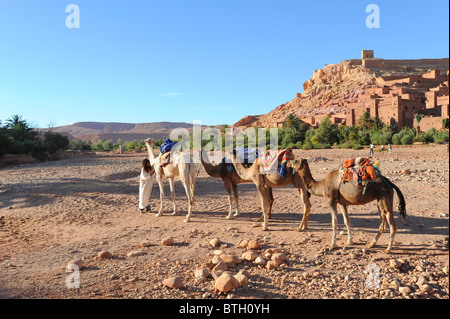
[139,168,153,210]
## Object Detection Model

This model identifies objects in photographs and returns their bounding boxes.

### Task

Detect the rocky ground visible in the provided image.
[0,145,448,300]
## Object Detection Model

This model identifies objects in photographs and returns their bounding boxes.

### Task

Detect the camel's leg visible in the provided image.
[232,183,240,217]
[384,198,397,254]
[296,188,312,232]
[367,202,387,250]
[155,174,165,217]
[224,181,234,219]
[257,185,270,231]
[168,177,179,216]
[257,188,273,222]
[268,187,274,219]
[339,204,353,247]
[329,200,339,251]
[180,165,195,223]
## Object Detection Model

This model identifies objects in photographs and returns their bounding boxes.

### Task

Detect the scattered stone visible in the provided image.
[254,257,266,265]
[266,260,278,270]
[210,238,221,247]
[271,253,287,264]
[242,251,257,262]
[212,261,228,273]
[139,241,152,247]
[161,237,174,246]
[248,240,261,250]
[67,259,84,271]
[238,239,249,248]
[215,273,239,293]
[163,277,183,289]
[390,259,402,269]
[194,268,210,283]
[97,251,112,259]
[220,254,236,264]
[127,250,146,258]
[420,284,432,294]
[234,273,248,286]
[399,286,411,295]
[402,169,411,175]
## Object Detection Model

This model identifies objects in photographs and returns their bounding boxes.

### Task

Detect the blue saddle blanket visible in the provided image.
[160,138,178,154]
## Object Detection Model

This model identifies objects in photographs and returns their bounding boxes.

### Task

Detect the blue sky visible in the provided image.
[0,0,448,128]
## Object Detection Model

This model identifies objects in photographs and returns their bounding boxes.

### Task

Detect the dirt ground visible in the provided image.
[0,145,448,300]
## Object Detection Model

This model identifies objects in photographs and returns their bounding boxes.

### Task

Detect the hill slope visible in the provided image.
[232,56,449,128]
[52,121,196,143]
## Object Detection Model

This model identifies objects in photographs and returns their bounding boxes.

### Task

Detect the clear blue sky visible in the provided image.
[0,0,448,128]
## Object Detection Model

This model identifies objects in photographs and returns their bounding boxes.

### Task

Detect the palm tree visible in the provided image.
[440,118,449,131]
[5,114,26,129]
[414,114,424,135]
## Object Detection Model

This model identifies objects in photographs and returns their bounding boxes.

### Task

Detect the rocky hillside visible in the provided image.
[232,57,449,128]
[52,121,196,143]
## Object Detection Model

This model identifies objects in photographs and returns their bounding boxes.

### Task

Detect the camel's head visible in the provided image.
[287,159,308,171]
[145,138,154,147]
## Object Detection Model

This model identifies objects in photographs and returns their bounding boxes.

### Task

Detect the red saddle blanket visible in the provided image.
[258,148,293,175]
[341,157,377,182]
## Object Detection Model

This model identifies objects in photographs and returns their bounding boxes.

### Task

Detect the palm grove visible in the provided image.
[0,113,448,159]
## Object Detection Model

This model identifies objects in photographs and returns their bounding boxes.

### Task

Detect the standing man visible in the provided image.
[370,143,374,156]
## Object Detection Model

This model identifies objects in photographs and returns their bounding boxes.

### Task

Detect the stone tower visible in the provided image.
[361,50,374,59]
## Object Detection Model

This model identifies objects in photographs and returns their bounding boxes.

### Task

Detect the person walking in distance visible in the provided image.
[388,143,392,155]
[369,143,374,156]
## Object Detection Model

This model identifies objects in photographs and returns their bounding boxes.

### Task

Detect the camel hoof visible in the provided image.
[328,244,337,251]
[172,211,179,216]
[156,213,163,217]
[384,248,392,254]
[225,215,232,220]
[184,218,190,223]
[233,212,240,217]
[366,242,376,249]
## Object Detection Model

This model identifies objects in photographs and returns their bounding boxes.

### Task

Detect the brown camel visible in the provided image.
[230,150,311,231]
[288,159,406,254]
[201,149,274,220]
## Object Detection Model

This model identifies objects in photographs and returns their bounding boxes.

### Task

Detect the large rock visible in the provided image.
[163,277,183,289]
[215,274,239,293]
[161,237,174,246]
[98,251,113,259]
[242,251,257,261]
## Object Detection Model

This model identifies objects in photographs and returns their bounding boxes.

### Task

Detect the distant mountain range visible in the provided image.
[51,121,203,143]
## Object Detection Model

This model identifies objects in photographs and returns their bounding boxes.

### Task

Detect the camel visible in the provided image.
[230,150,311,231]
[287,159,406,254]
[145,139,196,223]
[200,149,275,220]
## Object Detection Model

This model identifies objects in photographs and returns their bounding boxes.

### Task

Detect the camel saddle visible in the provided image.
[340,157,378,183]
[257,148,294,177]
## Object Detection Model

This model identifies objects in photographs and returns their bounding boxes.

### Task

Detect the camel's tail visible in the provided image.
[380,176,406,221]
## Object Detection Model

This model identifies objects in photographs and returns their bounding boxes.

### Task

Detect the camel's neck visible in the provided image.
[201,153,221,178]
[300,163,325,196]
[231,154,255,181]
[147,144,158,165]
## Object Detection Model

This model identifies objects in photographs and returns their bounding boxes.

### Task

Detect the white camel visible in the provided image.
[145,138,196,223]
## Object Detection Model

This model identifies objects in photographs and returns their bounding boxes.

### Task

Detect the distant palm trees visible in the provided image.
[4,114,36,141]
[414,113,424,135]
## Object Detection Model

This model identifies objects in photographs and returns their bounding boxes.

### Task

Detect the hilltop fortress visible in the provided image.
[233,51,449,131]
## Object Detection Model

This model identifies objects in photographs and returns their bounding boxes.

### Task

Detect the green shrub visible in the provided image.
[400,134,414,145]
